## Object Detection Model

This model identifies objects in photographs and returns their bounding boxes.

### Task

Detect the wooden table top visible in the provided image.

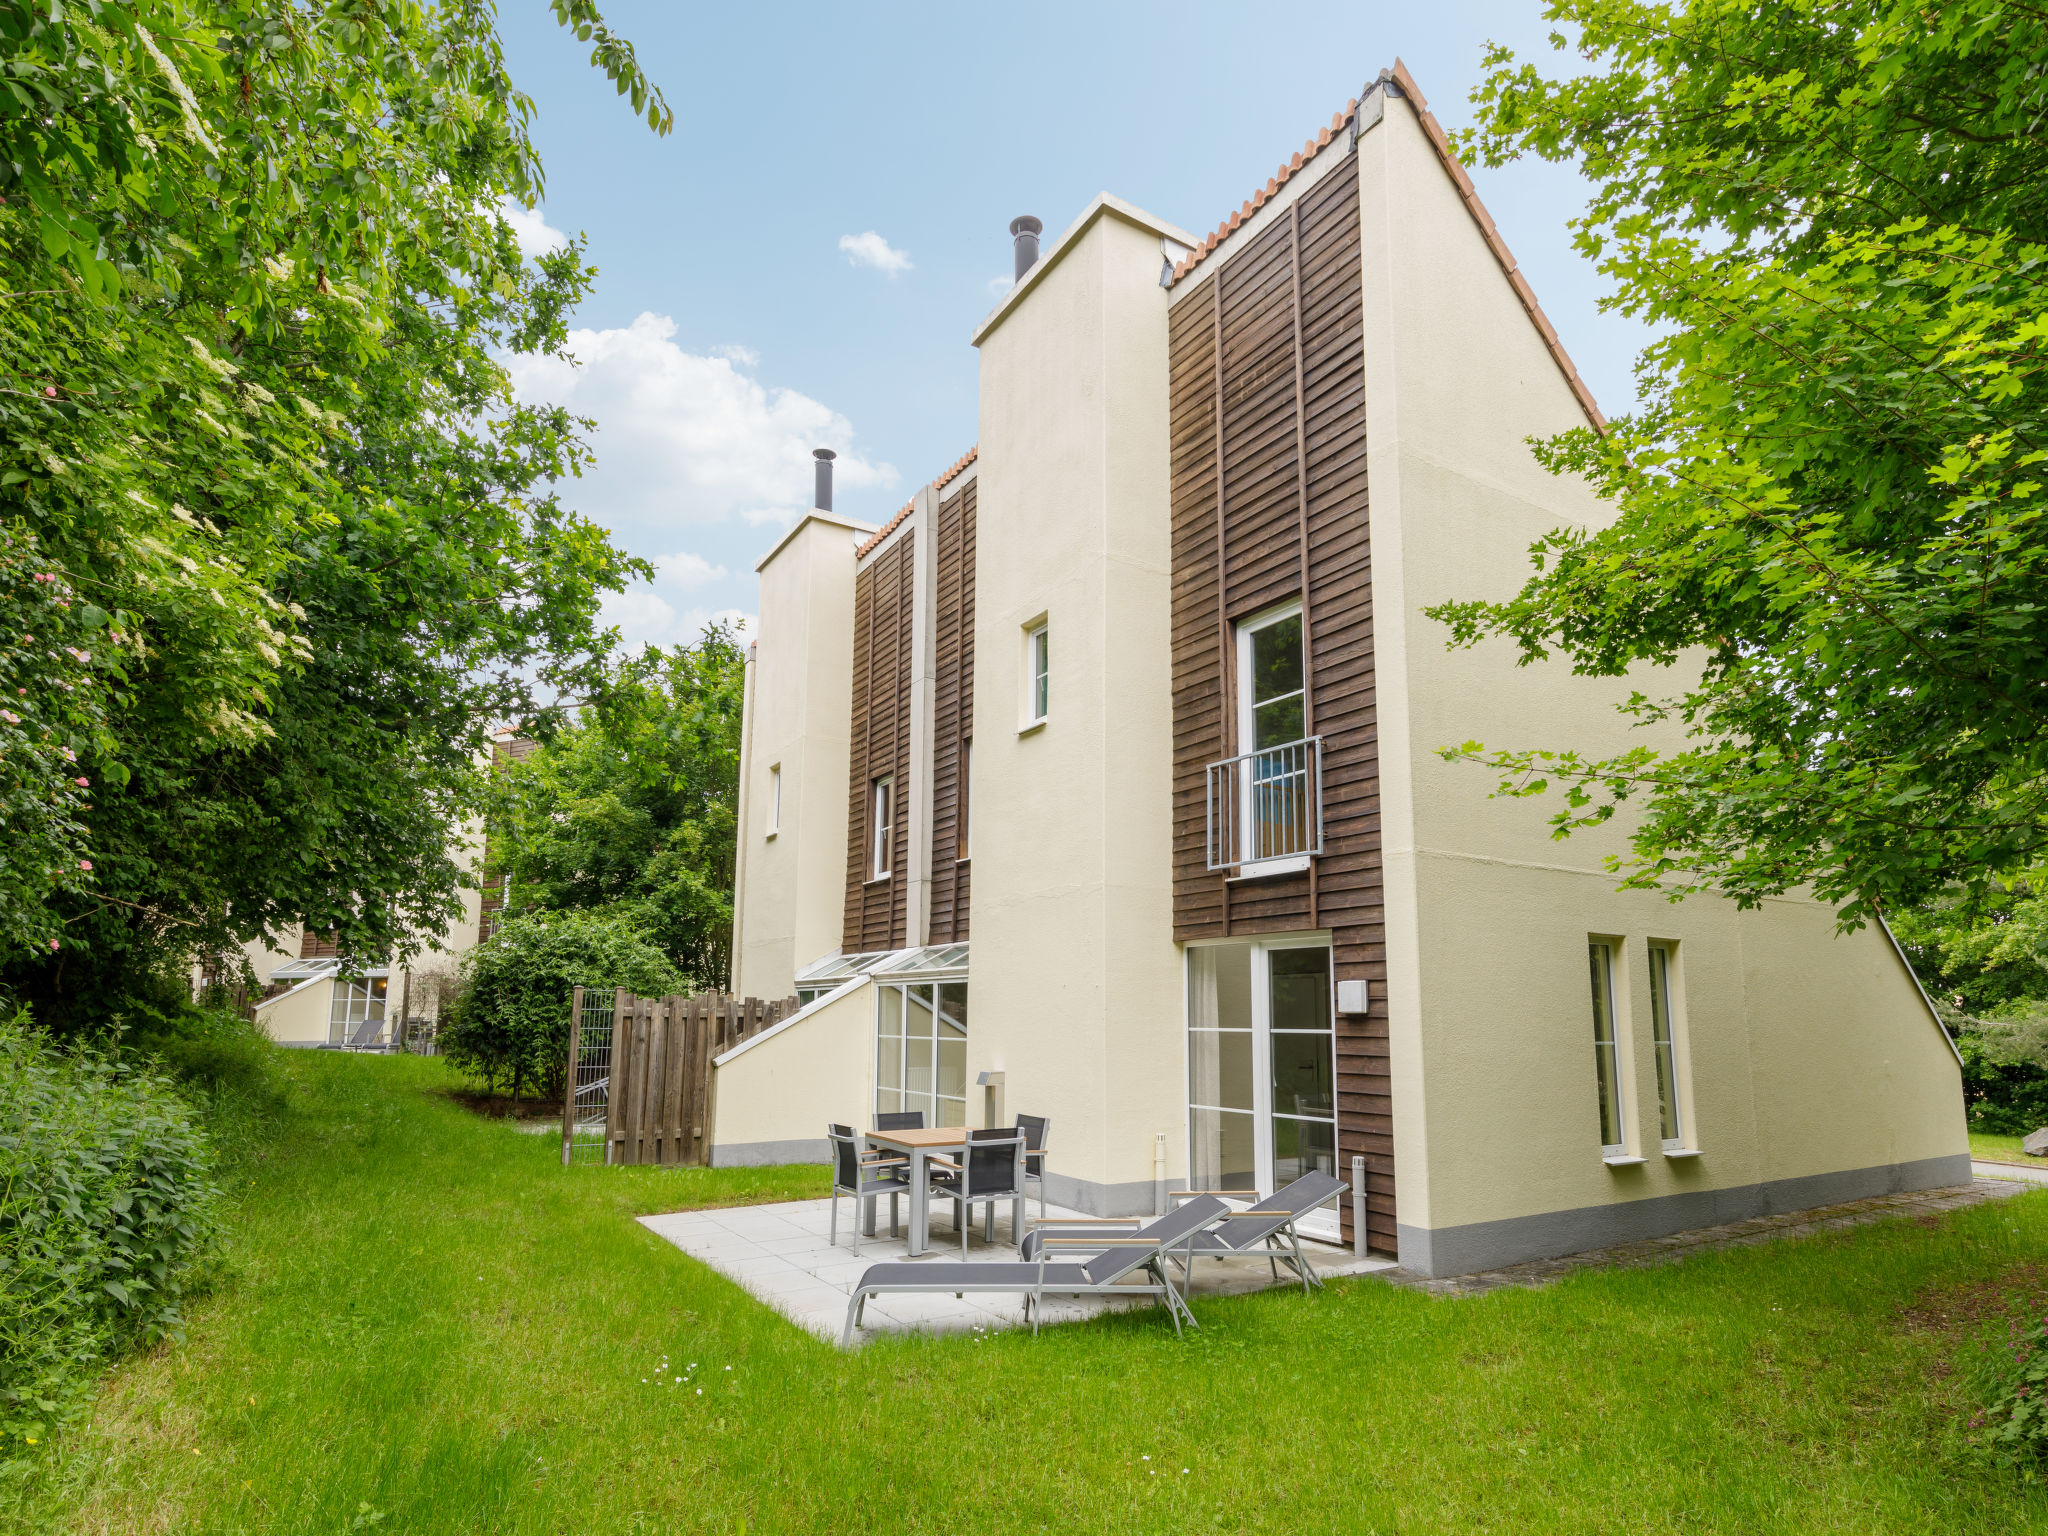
[865,1126,973,1149]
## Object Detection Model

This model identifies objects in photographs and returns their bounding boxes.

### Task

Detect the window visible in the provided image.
[875,980,968,1125]
[1232,603,1314,868]
[328,975,388,1047]
[869,775,894,879]
[1648,943,1687,1150]
[767,763,781,837]
[958,740,972,860]
[1588,940,1627,1156]
[1024,620,1049,725]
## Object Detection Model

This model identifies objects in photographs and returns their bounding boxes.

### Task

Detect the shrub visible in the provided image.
[1971,1312,2048,1467]
[440,908,679,1104]
[1958,1028,2048,1136]
[0,1011,220,1455]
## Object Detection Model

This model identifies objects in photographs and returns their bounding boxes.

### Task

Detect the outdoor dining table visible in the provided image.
[862,1124,984,1258]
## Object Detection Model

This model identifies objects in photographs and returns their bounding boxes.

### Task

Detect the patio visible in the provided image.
[639,1197,1397,1345]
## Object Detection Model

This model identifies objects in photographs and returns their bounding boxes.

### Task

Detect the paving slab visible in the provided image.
[639,1196,1395,1346]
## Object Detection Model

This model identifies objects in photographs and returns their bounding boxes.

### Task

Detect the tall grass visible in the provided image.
[20,1051,2048,1535]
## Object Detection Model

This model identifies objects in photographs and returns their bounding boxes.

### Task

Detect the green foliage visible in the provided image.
[440,908,678,1103]
[0,0,671,1022]
[491,627,746,987]
[0,1010,220,1458]
[1971,1311,2048,1468]
[1430,1,2048,928]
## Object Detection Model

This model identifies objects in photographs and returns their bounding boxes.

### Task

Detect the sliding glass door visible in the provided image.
[1186,938,1339,1238]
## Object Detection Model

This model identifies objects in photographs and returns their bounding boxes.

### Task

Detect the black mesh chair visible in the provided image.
[1014,1114,1051,1221]
[827,1124,908,1255]
[867,1111,925,1237]
[925,1128,1027,1256]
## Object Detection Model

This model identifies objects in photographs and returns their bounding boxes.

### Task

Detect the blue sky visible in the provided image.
[493,2,1644,648]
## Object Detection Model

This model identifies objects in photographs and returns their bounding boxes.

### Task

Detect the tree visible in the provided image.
[0,2,674,1022]
[489,626,746,989]
[439,907,678,1105]
[1429,1,2048,929]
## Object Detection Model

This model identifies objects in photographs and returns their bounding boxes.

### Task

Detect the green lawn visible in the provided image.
[23,1052,2048,1535]
[1972,1130,2042,1164]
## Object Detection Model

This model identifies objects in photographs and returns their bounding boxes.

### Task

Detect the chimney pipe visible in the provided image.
[1009,215,1043,283]
[812,448,836,512]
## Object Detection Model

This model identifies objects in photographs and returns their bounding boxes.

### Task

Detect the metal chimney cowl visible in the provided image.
[812,447,836,512]
[1009,215,1043,283]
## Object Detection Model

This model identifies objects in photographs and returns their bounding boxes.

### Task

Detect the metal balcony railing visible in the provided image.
[1206,735,1324,872]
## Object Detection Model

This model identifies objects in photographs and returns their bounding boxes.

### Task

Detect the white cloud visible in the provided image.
[987,274,1013,297]
[503,312,895,541]
[499,197,568,257]
[713,343,760,367]
[839,230,914,276]
[649,551,727,588]
[600,585,754,653]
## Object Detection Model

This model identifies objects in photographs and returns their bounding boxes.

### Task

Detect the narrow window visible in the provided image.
[958,740,972,860]
[1648,944,1685,1149]
[767,763,781,836]
[870,774,894,879]
[1233,603,1309,863]
[1025,621,1049,724]
[1588,940,1626,1155]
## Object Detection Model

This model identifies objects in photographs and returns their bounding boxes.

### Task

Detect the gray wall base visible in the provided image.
[1041,1168,1166,1218]
[708,1136,830,1168]
[1397,1153,1973,1277]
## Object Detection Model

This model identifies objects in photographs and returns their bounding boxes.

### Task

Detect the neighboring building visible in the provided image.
[720,64,1967,1273]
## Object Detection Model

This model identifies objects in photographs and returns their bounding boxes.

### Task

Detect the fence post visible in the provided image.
[562,986,583,1167]
[604,988,628,1165]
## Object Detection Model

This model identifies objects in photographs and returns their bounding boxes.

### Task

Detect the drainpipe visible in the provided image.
[1352,1155,1367,1258]
[1154,1132,1168,1217]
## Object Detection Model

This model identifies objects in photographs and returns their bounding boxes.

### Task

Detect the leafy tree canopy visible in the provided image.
[1431,0,2048,929]
[0,1,671,1022]
[489,626,746,990]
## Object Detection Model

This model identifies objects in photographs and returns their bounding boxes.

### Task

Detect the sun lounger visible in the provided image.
[840,1195,1230,1345]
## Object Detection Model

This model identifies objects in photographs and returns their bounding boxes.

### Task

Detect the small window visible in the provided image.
[767,763,781,837]
[870,774,894,879]
[1588,940,1626,1156]
[1024,621,1049,725]
[1648,943,1686,1150]
[958,740,972,860]
[1237,604,1305,755]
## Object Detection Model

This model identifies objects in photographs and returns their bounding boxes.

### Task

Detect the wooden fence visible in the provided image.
[562,987,802,1167]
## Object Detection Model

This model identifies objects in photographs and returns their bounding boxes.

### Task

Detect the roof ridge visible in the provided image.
[855,445,978,559]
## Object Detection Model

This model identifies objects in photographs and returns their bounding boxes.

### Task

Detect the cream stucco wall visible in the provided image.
[732,512,872,1000]
[970,201,1190,1213]
[1356,92,1964,1270]
[255,975,333,1045]
[707,978,874,1165]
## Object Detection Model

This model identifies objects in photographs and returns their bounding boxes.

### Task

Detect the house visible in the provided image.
[718,63,1968,1274]
[220,731,527,1049]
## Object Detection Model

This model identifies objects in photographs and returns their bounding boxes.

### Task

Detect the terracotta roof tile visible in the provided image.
[855,445,978,559]
[1168,61,1605,433]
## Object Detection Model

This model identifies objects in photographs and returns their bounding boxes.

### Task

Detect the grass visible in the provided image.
[21,1051,2048,1535]
[1972,1131,2041,1164]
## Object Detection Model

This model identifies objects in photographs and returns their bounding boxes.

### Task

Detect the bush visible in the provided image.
[1958,1028,2048,1136]
[0,1011,221,1455]
[440,908,679,1104]
[1970,1312,2048,1467]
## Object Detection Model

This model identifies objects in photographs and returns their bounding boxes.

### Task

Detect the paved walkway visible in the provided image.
[1373,1169,2042,1299]
[639,1197,1394,1345]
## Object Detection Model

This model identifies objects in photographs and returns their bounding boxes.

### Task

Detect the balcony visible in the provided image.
[1206,735,1324,873]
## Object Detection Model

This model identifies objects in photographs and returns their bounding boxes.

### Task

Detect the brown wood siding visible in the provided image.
[844,532,913,952]
[929,480,975,942]
[1167,153,1391,1251]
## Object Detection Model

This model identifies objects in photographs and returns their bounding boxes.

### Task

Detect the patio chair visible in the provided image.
[1165,1170,1350,1292]
[841,1195,1231,1346]
[866,1111,924,1236]
[925,1128,1027,1256]
[1013,1113,1050,1221]
[826,1124,909,1256]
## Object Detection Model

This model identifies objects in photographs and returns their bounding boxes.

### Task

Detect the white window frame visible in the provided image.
[766,762,781,839]
[870,774,894,880]
[1021,618,1049,729]
[1234,601,1309,878]
[874,977,969,1126]
[1588,938,1638,1163]
[1647,942,1696,1154]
